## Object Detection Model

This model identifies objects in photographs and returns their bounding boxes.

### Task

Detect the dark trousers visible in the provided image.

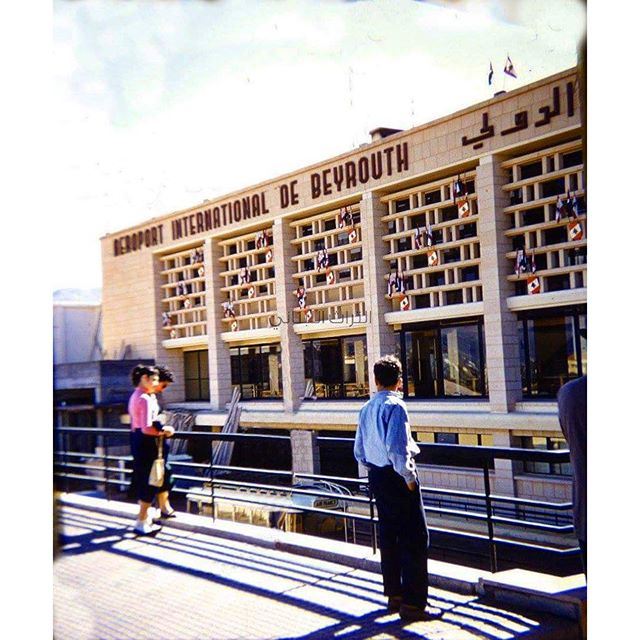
[368,464,430,609]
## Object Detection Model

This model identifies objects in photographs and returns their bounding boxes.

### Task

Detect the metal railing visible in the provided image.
[53,427,578,574]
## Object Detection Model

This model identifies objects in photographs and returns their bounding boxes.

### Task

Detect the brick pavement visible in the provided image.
[54,505,579,639]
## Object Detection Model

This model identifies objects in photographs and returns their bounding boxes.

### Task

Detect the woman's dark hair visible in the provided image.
[156,365,175,383]
[373,355,402,388]
[130,364,159,387]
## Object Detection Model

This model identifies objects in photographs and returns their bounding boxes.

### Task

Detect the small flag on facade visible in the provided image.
[504,56,517,78]
[568,220,583,241]
[568,193,579,220]
[453,176,466,203]
[266,248,273,262]
[428,249,439,267]
[231,320,239,332]
[315,247,329,271]
[527,276,541,295]
[240,267,251,285]
[338,206,352,229]
[305,308,313,322]
[326,270,336,286]
[413,227,424,250]
[348,226,358,243]
[400,295,410,311]
[457,197,471,218]
[555,196,563,223]
[514,249,528,276]
[426,221,434,247]
[488,62,494,85]
[247,285,256,298]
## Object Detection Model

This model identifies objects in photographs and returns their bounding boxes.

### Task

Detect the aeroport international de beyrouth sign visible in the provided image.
[112,141,410,257]
[111,75,577,258]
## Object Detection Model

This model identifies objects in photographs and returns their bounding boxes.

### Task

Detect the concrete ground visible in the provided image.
[54,501,582,639]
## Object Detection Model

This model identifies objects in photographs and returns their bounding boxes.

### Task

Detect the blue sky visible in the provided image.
[52,0,585,290]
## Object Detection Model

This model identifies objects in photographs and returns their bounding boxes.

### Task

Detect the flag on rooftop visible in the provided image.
[488,62,494,85]
[504,56,517,78]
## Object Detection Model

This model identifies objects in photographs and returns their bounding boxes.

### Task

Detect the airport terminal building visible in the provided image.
[101,67,585,501]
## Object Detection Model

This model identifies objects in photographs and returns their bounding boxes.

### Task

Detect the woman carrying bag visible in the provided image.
[128,365,176,535]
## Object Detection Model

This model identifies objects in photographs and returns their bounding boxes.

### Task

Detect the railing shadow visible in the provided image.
[56,506,550,639]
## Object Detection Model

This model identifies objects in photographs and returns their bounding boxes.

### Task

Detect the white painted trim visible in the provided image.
[385,302,484,325]
[220,327,281,344]
[507,288,586,312]
[161,335,209,350]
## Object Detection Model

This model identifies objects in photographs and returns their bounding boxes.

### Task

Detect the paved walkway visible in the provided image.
[54,504,579,639]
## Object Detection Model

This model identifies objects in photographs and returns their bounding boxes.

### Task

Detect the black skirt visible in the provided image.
[128,429,174,503]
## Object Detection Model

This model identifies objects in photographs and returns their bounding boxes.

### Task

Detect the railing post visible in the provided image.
[210,448,216,522]
[483,462,498,573]
[104,432,110,500]
[367,480,377,554]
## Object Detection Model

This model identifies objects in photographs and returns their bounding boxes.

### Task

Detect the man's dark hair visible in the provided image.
[130,364,158,387]
[374,355,402,388]
[156,365,175,383]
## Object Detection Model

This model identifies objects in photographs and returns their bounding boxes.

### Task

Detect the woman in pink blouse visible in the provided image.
[128,365,175,535]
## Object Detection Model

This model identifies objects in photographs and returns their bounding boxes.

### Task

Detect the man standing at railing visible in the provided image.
[354,355,440,622]
[557,374,587,576]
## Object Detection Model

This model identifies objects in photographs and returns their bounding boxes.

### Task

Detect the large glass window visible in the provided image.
[184,350,210,401]
[519,307,586,397]
[304,335,368,399]
[399,319,486,398]
[230,344,282,399]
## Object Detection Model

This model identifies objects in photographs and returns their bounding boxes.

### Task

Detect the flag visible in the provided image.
[400,295,410,311]
[231,320,239,332]
[426,221,434,247]
[240,267,251,285]
[568,193,579,220]
[315,247,329,271]
[338,206,352,229]
[298,296,307,309]
[504,56,516,78]
[348,226,358,243]
[555,196,563,223]
[305,308,313,322]
[568,220,583,241]
[266,248,273,262]
[413,227,424,250]
[453,176,466,202]
[427,249,439,267]
[514,249,528,276]
[527,276,541,295]
[326,270,336,286]
[247,285,256,298]
[488,62,494,85]
[457,197,471,218]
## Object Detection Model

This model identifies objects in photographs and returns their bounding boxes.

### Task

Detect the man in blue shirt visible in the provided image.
[354,355,438,622]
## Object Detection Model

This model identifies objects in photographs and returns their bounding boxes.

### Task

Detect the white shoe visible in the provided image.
[134,519,161,535]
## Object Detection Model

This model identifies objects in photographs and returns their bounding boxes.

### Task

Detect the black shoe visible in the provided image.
[160,509,177,519]
[387,596,403,613]
[399,604,442,622]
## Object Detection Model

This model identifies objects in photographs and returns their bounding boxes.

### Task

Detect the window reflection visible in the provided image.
[400,319,486,398]
[230,344,282,399]
[304,335,369,399]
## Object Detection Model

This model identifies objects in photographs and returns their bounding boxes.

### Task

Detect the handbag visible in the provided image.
[148,437,165,487]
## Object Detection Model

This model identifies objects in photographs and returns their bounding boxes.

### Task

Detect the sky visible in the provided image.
[52,0,586,291]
